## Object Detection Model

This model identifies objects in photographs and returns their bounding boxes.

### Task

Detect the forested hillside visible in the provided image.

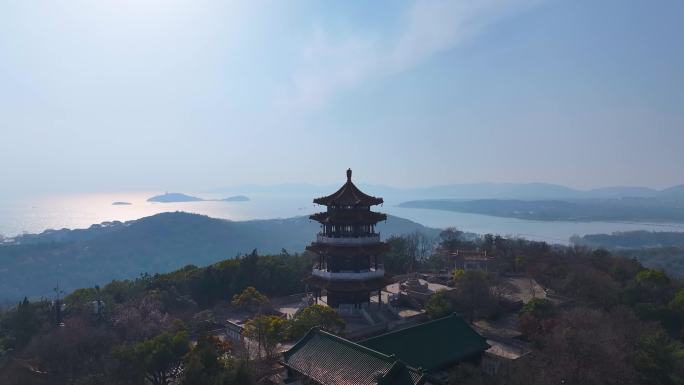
[1,232,683,384]
[0,212,438,302]
[572,231,684,277]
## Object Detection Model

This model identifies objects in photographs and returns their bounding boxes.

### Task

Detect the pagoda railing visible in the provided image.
[311,267,385,280]
[316,233,380,245]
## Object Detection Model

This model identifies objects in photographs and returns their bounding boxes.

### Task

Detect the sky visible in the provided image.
[1,0,683,197]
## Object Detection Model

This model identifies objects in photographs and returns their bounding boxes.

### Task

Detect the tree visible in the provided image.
[405,232,433,272]
[519,308,639,385]
[520,298,555,320]
[243,315,287,359]
[514,255,526,272]
[669,288,684,316]
[19,316,115,385]
[384,236,413,274]
[1,297,44,350]
[454,270,494,323]
[439,228,464,254]
[634,269,672,303]
[634,330,684,385]
[562,265,620,308]
[182,334,252,385]
[452,268,465,283]
[482,234,495,254]
[112,295,174,341]
[114,330,190,385]
[518,298,556,338]
[231,287,269,313]
[288,304,345,340]
[425,290,453,320]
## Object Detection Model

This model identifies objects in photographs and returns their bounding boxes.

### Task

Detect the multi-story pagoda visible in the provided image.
[305,169,393,313]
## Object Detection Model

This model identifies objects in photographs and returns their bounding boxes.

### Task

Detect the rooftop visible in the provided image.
[309,210,387,225]
[359,313,490,372]
[313,169,384,207]
[282,328,425,385]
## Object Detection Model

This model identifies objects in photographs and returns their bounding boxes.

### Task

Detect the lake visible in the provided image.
[2,192,684,245]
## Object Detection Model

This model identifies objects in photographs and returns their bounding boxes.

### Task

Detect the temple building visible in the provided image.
[280,314,490,385]
[281,328,426,385]
[305,169,393,313]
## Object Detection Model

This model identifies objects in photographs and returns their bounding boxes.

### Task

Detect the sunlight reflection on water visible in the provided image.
[1,193,684,245]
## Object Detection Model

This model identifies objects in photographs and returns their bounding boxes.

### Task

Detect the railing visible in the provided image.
[316,233,380,245]
[312,268,385,280]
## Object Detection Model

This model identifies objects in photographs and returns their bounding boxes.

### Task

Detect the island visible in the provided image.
[111,201,132,206]
[147,193,250,203]
[147,193,204,203]
[222,195,250,202]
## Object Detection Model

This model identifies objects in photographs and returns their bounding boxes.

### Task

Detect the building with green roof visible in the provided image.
[281,328,426,385]
[359,313,490,373]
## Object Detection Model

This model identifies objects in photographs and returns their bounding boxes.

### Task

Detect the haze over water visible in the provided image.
[3,192,684,245]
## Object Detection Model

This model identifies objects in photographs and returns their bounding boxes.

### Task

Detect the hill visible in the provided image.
[398,197,684,222]
[571,231,684,277]
[572,230,684,249]
[0,212,439,302]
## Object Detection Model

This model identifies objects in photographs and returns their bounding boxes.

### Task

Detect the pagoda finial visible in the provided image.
[346,168,352,182]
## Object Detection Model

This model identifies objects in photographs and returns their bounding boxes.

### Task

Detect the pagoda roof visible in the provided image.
[310,210,387,225]
[282,328,425,385]
[359,313,490,372]
[306,242,391,256]
[304,275,394,292]
[314,169,384,207]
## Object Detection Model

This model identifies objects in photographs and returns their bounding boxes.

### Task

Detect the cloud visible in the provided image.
[283,0,541,112]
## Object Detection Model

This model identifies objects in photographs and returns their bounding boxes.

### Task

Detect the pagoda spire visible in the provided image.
[347,168,352,182]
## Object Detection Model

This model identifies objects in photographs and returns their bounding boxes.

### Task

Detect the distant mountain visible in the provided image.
[148,193,204,202]
[0,212,439,302]
[660,185,684,198]
[585,186,660,199]
[222,195,250,202]
[211,182,684,202]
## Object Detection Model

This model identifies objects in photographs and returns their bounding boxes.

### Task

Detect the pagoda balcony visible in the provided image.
[316,233,380,245]
[311,267,385,281]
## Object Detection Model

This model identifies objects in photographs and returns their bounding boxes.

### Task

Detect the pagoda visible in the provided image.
[305,169,393,313]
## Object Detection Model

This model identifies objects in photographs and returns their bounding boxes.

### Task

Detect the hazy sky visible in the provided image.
[1,0,683,197]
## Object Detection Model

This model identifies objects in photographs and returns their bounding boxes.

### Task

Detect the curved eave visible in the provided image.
[309,211,387,224]
[313,181,384,207]
[304,274,394,291]
[306,242,391,255]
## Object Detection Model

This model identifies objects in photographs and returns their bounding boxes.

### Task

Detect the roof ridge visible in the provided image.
[315,328,398,361]
[282,326,320,360]
[360,313,461,342]
[316,329,428,373]
[313,171,384,206]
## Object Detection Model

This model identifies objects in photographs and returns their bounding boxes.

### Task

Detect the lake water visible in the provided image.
[2,192,684,245]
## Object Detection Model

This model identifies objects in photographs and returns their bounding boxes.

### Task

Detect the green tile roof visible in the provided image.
[282,328,425,385]
[359,313,490,372]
